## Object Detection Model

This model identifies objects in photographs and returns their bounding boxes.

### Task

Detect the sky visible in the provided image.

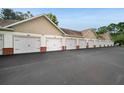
[5,8,124,30]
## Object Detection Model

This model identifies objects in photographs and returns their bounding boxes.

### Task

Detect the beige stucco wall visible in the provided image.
[82,30,97,39]
[12,16,63,36]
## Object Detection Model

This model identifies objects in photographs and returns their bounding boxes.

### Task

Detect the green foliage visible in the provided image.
[97,26,108,34]
[116,22,124,33]
[46,13,59,25]
[107,23,117,33]
[112,33,124,45]
[0,8,33,20]
[97,22,124,45]
[0,8,16,19]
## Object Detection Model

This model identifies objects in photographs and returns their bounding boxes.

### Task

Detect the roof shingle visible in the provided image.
[61,28,83,37]
[0,19,19,27]
[81,28,97,39]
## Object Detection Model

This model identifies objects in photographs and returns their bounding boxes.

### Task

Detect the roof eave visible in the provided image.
[3,14,44,28]
[0,27,14,31]
[65,34,84,38]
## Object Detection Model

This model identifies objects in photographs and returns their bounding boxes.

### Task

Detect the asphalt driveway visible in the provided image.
[0,47,124,85]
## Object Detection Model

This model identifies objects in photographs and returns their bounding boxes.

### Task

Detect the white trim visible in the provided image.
[44,35,63,38]
[0,27,14,31]
[64,34,84,38]
[4,14,44,28]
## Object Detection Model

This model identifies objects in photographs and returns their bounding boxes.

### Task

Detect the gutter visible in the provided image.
[0,27,14,31]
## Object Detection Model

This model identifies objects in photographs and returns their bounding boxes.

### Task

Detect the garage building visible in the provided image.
[0,15,67,55]
[61,28,86,50]
[81,28,99,48]
[0,14,114,55]
[98,33,114,47]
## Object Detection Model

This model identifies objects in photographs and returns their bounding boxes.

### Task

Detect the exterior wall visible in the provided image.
[82,30,97,39]
[0,30,114,55]
[76,38,79,49]
[0,34,3,55]
[40,36,46,52]
[0,31,43,55]
[12,16,63,36]
[0,31,13,55]
[62,37,66,50]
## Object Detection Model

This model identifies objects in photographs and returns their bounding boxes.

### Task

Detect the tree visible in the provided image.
[0,8,33,20]
[113,33,124,45]
[107,23,117,34]
[46,13,59,25]
[116,22,124,33]
[0,8,16,20]
[15,11,33,20]
[97,26,108,34]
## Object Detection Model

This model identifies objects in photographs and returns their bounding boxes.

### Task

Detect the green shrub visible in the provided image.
[112,33,124,45]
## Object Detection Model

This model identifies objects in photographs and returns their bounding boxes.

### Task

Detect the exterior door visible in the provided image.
[95,40,100,47]
[28,37,41,52]
[46,38,62,51]
[66,38,76,50]
[88,40,94,48]
[0,34,3,55]
[101,40,105,47]
[14,36,41,54]
[79,39,86,48]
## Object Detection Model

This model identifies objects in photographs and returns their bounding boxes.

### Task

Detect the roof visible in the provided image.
[61,28,83,37]
[0,27,13,31]
[98,33,112,40]
[81,28,97,39]
[2,14,66,35]
[0,19,19,27]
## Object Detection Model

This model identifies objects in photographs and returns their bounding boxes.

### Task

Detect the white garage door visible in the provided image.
[105,41,108,47]
[88,40,94,48]
[108,41,111,46]
[95,40,100,47]
[101,40,105,47]
[14,36,41,54]
[0,34,3,55]
[46,38,62,51]
[79,39,86,48]
[66,38,77,50]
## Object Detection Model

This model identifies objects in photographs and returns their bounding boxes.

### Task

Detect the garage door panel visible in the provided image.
[14,37,28,53]
[28,37,41,52]
[46,38,62,51]
[66,39,76,50]
[101,41,105,47]
[88,40,94,48]
[14,36,41,54]
[95,40,100,47]
[79,39,86,48]
[0,34,3,55]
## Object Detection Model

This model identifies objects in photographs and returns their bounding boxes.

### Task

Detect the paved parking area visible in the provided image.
[0,47,124,85]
